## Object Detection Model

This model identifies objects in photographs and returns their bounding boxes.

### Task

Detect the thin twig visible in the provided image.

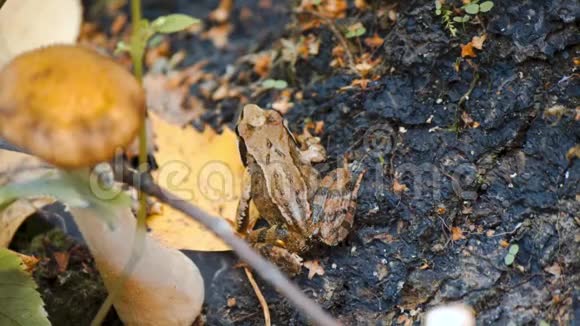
[118,169,340,326]
[0,139,340,325]
[244,267,271,326]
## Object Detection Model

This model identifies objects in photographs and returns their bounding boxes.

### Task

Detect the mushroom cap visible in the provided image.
[0,45,145,168]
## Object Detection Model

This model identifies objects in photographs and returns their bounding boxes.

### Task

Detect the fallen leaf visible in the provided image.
[304,260,325,279]
[227,297,237,308]
[253,54,272,77]
[471,34,487,50]
[209,0,234,23]
[363,232,394,244]
[460,42,476,58]
[203,23,232,49]
[354,0,369,10]
[375,264,389,280]
[297,34,320,59]
[364,33,384,48]
[451,226,465,241]
[393,180,409,194]
[147,112,246,251]
[499,239,510,248]
[144,72,205,126]
[566,144,580,161]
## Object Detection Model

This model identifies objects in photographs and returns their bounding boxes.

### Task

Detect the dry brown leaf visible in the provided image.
[363,232,394,245]
[353,79,371,91]
[375,264,389,281]
[147,112,245,251]
[566,144,580,161]
[393,180,409,194]
[451,226,465,241]
[203,24,232,49]
[226,297,237,308]
[209,0,234,23]
[297,34,320,59]
[144,73,204,126]
[253,54,272,77]
[355,0,369,10]
[303,260,325,279]
[364,33,384,48]
[471,34,487,50]
[461,42,477,58]
[499,239,509,248]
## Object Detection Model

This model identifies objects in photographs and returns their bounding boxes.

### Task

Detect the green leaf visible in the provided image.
[151,14,200,34]
[0,249,50,326]
[436,9,442,15]
[435,1,442,10]
[453,15,471,23]
[464,3,480,14]
[504,254,515,266]
[262,79,288,90]
[479,1,494,12]
[508,244,519,255]
[345,26,366,39]
[0,171,131,229]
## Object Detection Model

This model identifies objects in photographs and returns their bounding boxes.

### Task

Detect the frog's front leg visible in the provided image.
[246,225,309,275]
[235,167,253,234]
[312,166,366,246]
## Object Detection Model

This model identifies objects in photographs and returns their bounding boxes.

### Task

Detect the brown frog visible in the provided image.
[235,104,365,275]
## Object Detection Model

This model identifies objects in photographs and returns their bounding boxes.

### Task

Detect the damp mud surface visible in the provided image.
[13,0,579,324]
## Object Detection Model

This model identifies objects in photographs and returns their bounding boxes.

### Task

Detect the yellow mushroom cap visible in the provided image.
[0,45,145,168]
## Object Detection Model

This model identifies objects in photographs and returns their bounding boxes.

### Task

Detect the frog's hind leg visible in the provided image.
[253,243,303,276]
[247,225,309,253]
[247,225,307,276]
[315,168,366,246]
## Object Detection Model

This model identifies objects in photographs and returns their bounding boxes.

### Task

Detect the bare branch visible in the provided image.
[0,137,340,325]
[117,168,341,326]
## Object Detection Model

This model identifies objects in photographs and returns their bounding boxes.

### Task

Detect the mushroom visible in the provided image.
[0,45,205,324]
[0,44,144,168]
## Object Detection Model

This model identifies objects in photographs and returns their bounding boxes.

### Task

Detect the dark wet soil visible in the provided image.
[13,0,579,325]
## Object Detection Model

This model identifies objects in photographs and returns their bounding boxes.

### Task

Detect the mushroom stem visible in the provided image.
[70,206,204,326]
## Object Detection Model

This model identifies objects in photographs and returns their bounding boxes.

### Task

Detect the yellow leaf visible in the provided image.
[147,112,245,251]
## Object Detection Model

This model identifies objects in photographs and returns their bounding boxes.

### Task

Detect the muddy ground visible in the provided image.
[11,0,579,325]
